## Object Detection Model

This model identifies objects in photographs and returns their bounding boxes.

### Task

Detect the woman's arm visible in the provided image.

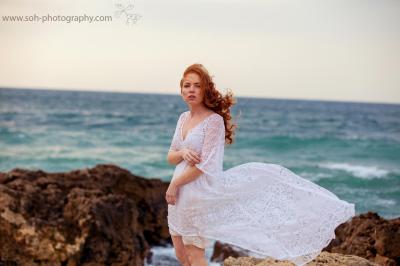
[166,164,203,205]
[167,150,184,165]
[167,112,184,165]
[171,165,203,187]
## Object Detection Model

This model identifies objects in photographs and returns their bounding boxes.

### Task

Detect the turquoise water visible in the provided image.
[0,88,399,219]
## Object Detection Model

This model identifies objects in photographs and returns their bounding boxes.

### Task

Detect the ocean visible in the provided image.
[1,87,399,264]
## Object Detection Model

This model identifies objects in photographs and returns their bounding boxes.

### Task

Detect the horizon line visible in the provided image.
[1,86,399,106]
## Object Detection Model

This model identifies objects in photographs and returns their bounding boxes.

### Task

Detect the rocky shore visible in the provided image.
[0,164,399,265]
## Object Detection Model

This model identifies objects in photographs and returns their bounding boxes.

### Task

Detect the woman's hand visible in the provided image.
[165,181,179,205]
[181,148,201,166]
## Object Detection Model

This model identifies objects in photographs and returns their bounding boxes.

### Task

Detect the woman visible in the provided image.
[165,63,355,266]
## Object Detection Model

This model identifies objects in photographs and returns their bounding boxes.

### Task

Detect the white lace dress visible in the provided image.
[167,111,355,266]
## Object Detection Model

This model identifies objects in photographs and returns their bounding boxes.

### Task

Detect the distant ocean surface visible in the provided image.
[1,88,399,220]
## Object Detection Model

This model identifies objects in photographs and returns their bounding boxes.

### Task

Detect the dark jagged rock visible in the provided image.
[0,164,171,266]
[323,211,400,266]
[212,212,399,266]
[210,241,250,262]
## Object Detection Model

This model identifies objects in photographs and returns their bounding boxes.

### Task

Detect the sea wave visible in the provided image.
[318,162,391,179]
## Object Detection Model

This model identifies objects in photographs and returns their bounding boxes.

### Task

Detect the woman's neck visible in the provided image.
[188,106,209,118]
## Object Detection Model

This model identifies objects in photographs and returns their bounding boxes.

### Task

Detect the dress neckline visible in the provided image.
[180,111,216,142]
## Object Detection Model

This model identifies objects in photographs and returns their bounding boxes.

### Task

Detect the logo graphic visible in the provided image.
[114,2,142,26]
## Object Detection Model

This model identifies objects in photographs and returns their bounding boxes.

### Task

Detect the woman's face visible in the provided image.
[181,72,204,106]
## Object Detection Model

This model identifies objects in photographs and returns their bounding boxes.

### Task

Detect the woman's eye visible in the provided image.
[183,84,200,88]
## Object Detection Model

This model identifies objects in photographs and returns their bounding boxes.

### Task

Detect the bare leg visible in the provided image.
[184,244,208,266]
[171,235,191,266]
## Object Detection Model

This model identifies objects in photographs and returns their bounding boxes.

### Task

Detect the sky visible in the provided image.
[0,0,399,104]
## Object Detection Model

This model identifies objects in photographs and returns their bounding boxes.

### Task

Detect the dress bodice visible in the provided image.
[169,111,225,181]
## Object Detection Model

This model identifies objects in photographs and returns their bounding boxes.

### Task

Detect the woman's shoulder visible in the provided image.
[206,112,224,127]
[179,111,188,119]
[178,111,188,123]
[209,111,222,120]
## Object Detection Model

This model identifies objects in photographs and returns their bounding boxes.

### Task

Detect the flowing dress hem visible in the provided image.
[169,206,355,266]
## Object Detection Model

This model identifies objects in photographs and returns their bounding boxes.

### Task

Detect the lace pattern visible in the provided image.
[167,111,356,266]
[193,113,225,182]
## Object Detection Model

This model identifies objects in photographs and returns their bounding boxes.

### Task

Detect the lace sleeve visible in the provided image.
[169,112,184,152]
[194,115,225,177]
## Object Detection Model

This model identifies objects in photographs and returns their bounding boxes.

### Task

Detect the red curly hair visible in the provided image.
[180,63,239,145]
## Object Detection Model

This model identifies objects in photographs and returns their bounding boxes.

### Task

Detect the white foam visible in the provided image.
[374,198,397,206]
[299,172,332,182]
[145,242,222,266]
[319,162,389,179]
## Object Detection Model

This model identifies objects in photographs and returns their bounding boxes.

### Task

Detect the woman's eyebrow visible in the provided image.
[184,82,200,84]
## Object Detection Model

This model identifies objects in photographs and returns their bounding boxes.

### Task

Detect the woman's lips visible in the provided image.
[188,96,196,100]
